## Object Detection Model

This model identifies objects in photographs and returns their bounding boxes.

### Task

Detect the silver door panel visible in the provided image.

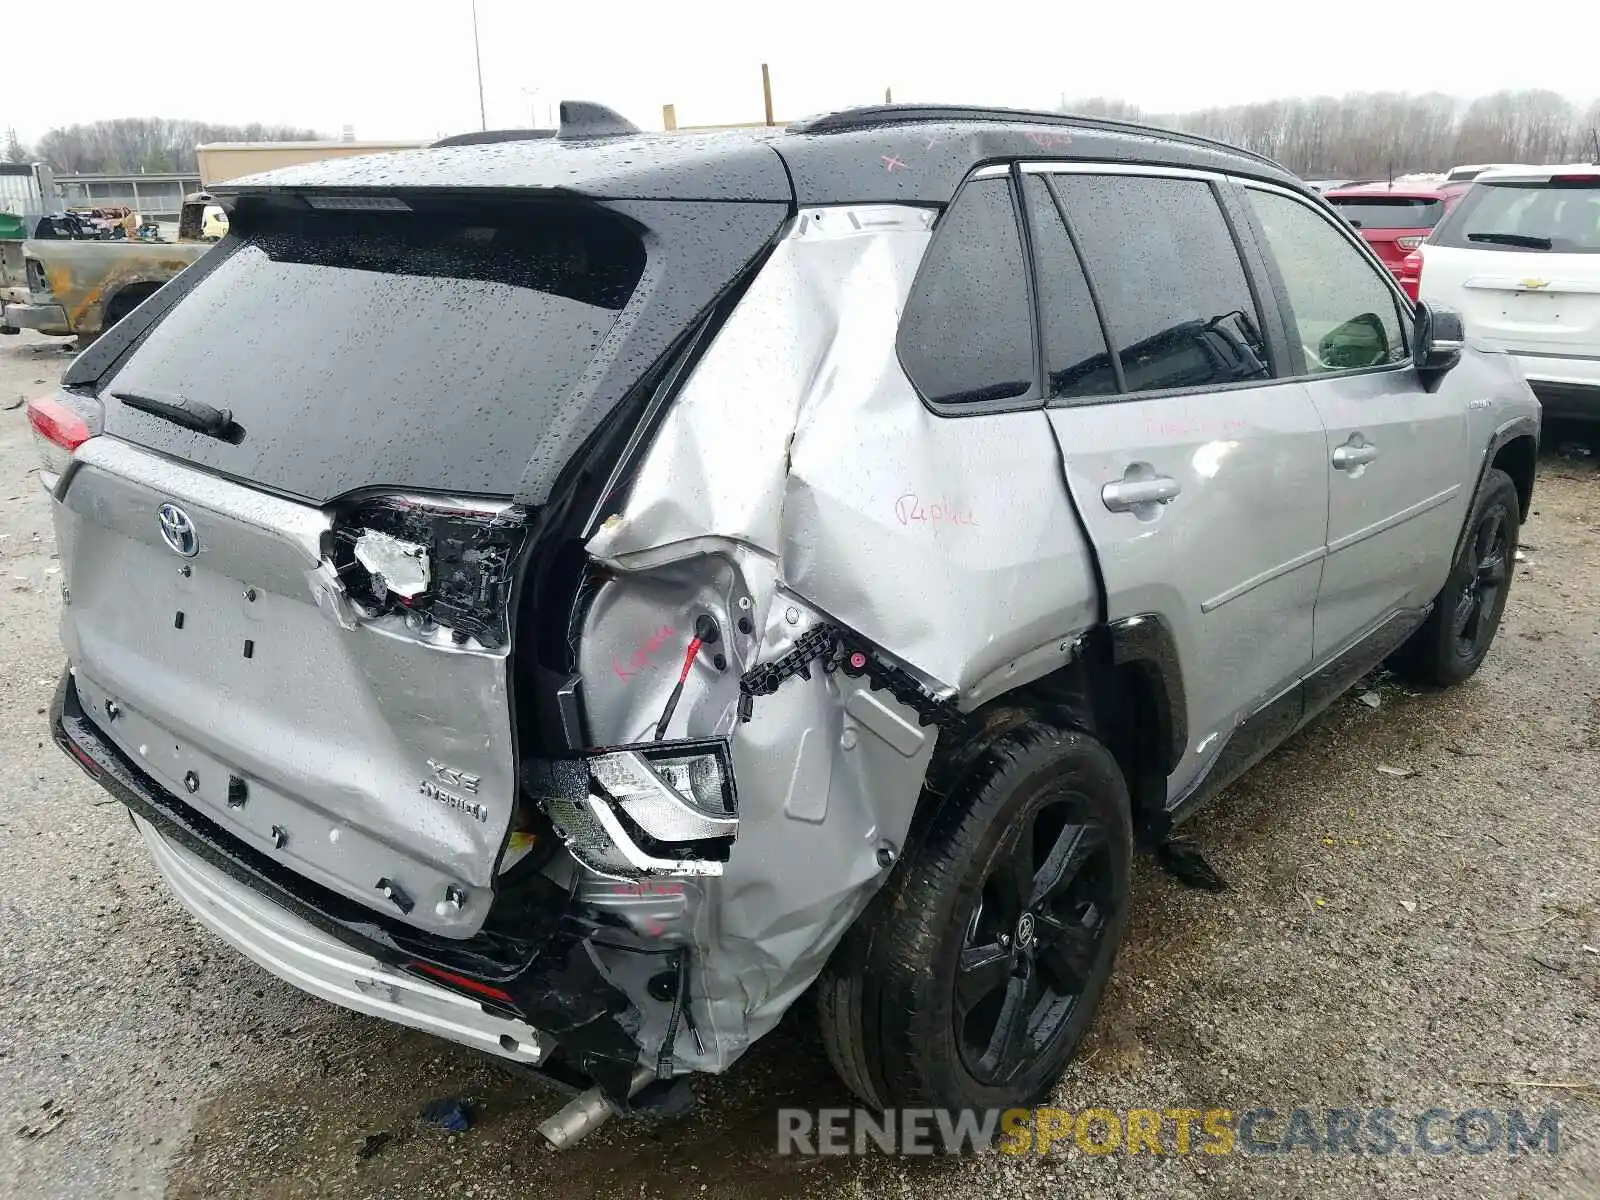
[1046,385,1329,797]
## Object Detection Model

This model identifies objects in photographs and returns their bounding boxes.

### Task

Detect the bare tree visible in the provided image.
[2,127,28,164]
[34,118,326,174]
[1060,90,1599,176]
[1578,100,1600,162]
[1060,97,1145,122]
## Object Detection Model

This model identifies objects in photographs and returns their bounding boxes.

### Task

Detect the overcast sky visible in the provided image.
[9,0,1598,145]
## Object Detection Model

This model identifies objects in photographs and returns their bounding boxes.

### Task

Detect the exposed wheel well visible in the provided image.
[917,639,1173,844]
[103,282,162,327]
[1491,434,1536,522]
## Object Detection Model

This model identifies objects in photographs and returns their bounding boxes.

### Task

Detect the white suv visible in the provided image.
[1419,164,1600,421]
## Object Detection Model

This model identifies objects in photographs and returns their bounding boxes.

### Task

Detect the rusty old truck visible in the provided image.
[2,234,211,343]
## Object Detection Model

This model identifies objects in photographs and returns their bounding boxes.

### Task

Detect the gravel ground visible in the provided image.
[2,329,1596,1199]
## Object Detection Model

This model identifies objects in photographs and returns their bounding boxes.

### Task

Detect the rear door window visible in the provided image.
[898,176,1037,409]
[1047,174,1270,393]
[102,199,646,503]
[1019,175,1117,401]
[1434,179,1600,253]
[1327,198,1443,230]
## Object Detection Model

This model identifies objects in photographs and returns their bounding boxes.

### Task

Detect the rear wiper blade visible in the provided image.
[111,389,237,440]
[1467,232,1553,249]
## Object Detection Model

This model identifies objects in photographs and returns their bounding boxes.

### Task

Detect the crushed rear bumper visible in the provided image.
[50,668,648,1101]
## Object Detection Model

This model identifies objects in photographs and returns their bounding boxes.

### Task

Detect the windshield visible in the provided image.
[1327,197,1443,230]
[102,200,646,502]
[1435,181,1600,253]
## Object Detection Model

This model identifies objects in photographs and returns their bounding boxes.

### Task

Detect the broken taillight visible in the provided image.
[26,393,101,491]
[329,496,528,648]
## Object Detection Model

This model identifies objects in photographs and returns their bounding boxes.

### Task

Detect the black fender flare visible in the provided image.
[1106,613,1187,775]
[1452,414,1539,565]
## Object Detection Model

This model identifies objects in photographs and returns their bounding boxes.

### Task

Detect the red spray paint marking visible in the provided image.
[882,154,908,172]
[894,493,979,529]
[612,624,675,684]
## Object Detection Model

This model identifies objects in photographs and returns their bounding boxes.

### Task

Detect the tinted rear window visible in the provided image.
[102,200,645,502]
[1019,175,1117,402]
[1434,181,1600,253]
[1327,198,1443,229]
[1051,174,1269,393]
[897,177,1036,408]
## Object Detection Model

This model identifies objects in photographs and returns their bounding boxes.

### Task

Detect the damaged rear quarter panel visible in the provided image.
[586,203,1099,692]
[577,203,1101,1071]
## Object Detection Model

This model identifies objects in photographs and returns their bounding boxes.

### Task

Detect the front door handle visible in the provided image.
[1102,474,1181,513]
[1332,437,1378,472]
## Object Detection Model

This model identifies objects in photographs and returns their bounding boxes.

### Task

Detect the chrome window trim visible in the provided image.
[1020,161,1226,183]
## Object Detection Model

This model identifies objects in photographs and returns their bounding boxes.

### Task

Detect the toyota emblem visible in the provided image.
[157,503,199,558]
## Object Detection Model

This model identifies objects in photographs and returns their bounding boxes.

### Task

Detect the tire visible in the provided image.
[1391,467,1520,687]
[817,722,1133,1111]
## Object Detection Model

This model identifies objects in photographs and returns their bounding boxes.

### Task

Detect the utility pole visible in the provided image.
[471,0,487,131]
[761,63,775,127]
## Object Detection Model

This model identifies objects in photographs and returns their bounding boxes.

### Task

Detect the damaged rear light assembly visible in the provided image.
[328,495,528,647]
[536,740,738,879]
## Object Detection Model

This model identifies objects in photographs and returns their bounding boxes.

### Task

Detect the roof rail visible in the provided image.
[430,128,557,148]
[558,101,641,140]
[788,104,1286,171]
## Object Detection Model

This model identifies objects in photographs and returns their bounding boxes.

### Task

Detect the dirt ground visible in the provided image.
[1,328,1596,1199]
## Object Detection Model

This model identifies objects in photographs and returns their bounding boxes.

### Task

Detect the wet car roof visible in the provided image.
[212,107,1308,209]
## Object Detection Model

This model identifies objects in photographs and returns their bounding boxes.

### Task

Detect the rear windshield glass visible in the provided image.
[1434,181,1600,253]
[1327,198,1442,229]
[102,200,645,502]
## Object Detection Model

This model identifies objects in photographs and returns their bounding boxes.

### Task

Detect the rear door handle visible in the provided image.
[1102,475,1181,513]
[1332,439,1378,471]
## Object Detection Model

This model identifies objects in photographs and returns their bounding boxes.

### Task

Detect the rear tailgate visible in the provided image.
[1359,227,1420,272]
[1327,194,1441,271]
[1421,244,1600,360]
[53,187,789,936]
[56,437,523,938]
[1421,174,1600,368]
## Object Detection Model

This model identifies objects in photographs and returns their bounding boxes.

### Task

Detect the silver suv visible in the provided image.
[37,103,1539,1135]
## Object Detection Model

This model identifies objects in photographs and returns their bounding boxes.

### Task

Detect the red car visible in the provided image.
[1322,182,1470,299]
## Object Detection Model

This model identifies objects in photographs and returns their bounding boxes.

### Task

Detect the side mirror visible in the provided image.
[1413,301,1463,380]
[1318,311,1390,369]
